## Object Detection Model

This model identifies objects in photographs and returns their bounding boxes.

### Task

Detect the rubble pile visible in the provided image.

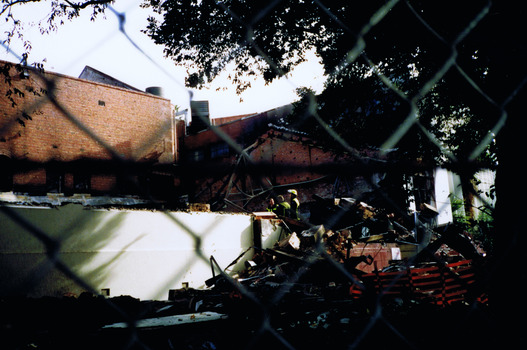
[210,196,487,311]
[185,198,487,349]
[309,196,426,255]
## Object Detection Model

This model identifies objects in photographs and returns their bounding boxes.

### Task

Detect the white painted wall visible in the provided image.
[0,204,254,300]
[434,168,454,226]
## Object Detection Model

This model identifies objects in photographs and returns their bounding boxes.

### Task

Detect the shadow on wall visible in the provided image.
[0,205,255,299]
[0,205,126,297]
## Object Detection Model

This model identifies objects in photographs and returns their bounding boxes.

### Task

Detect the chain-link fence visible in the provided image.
[1,0,522,349]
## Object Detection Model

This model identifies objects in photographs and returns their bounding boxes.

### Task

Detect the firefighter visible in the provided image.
[276,195,291,217]
[288,189,300,220]
[266,197,278,213]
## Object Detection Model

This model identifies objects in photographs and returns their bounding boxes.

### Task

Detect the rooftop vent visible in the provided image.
[189,100,210,134]
[146,86,164,97]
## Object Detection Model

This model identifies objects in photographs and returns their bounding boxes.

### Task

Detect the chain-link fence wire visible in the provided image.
[0,0,520,349]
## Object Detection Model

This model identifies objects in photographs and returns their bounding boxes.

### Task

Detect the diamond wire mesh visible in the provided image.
[0,0,519,349]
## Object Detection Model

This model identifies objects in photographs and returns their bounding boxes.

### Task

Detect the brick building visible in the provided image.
[0,60,175,197]
[181,106,380,213]
[0,60,395,212]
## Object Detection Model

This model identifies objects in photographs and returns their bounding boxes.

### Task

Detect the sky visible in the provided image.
[0,0,325,118]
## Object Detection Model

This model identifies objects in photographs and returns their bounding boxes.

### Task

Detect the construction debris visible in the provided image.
[206,195,487,311]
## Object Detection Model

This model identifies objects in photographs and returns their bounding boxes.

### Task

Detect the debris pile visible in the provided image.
[192,196,489,349]
[207,195,487,313]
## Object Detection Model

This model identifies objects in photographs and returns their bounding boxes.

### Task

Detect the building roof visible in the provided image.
[78,66,143,92]
[211,113,257,126]
[183,104,294,150]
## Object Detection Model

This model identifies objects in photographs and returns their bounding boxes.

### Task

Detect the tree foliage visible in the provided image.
[142,0,522,167]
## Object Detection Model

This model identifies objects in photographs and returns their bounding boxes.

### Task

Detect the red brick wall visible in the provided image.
[1,61,173,164]
[1,61,174,195]
[251,130,342,186]
[190,128,357,211]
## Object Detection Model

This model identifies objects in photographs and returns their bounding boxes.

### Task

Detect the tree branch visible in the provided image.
[62,0,113,10]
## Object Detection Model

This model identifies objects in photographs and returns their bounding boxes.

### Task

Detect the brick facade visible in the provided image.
[188,126,366,213]
[0,61,391,209]
[1,61,174,195]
